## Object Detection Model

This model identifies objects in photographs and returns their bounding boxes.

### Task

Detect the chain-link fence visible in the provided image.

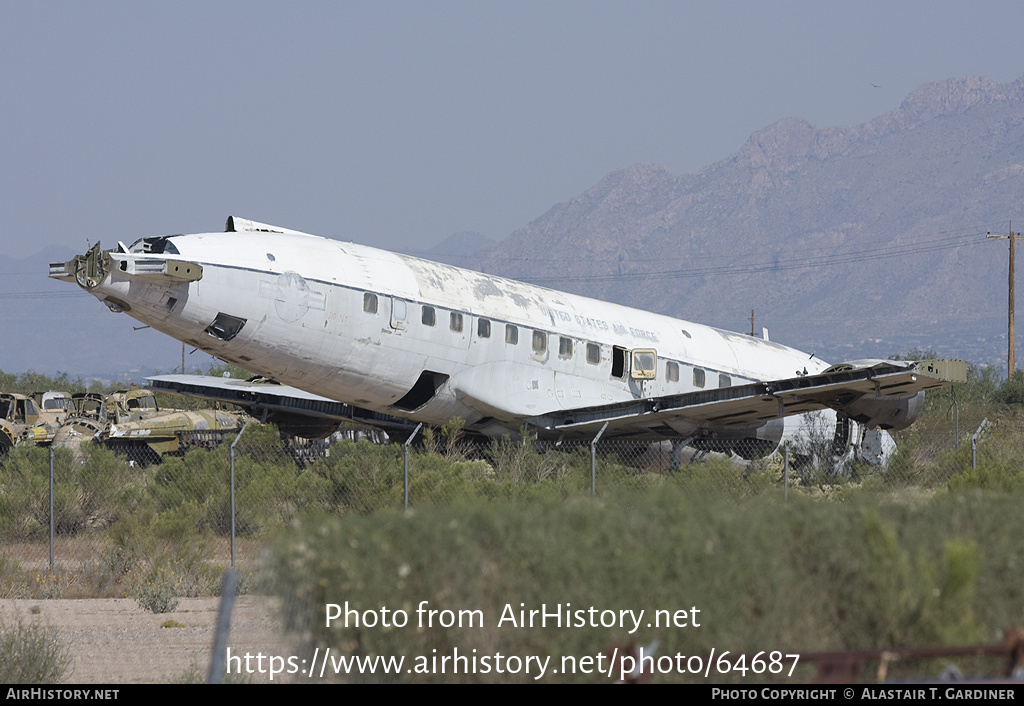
[0,402,1010,603]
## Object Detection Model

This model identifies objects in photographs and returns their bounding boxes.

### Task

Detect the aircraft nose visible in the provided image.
[48,241,110,290]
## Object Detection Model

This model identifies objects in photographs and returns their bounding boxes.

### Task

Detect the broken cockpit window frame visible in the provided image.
[127,236,180,255]
[204,313,247,341]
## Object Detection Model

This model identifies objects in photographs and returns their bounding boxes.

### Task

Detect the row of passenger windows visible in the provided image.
[361,293,729,387]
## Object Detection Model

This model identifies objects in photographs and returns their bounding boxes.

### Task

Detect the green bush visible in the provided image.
[0,444,142,540]
[268,487,1019,683]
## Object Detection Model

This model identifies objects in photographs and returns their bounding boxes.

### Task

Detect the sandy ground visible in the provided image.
[0,596,295,684]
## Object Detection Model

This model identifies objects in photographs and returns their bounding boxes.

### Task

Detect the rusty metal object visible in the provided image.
[52,387,242,462]
[0,391,69,453]
[795,630,1024,683]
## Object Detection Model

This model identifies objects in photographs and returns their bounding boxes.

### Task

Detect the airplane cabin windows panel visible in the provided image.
[558,336,573,358]
[362,292,378,314]
[719,373,732,388]
[693,367,706,388]
[667,361,679,382]
[586,343,600,365]
[421,305,436,326]
[477,318,491,338]
[532,330,547,352]
[505,324,518,345]
[450,312,463,333]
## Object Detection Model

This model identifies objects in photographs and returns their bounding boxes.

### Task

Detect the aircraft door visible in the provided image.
[629,348,657,397]
[390,297,408,330]
[630,349,657,380]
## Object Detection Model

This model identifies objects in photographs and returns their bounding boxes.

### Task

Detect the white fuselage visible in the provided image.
[83,228,838,441]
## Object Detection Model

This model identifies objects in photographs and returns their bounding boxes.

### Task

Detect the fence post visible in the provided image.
[971,418,988,470]
[229,423,250,568]
[49,446,55,571]
[952,393,960,450]
[404,423,423,509]
[783,442,789,503]
[206,569,239,684]
[590,422,609,496]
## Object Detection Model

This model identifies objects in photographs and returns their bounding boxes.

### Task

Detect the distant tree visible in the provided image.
[0,370,87,395]
[205,361,255,380]
[993,369,1024,405]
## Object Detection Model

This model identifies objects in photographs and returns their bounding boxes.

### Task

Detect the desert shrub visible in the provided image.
[133,562,181,613]
[0,444,141,540]
[151,432,316,534]
[0,616,71,683]
[305,440,405,513]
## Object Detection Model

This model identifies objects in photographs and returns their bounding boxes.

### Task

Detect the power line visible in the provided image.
[519,232,985,285]
[407,224,998,265]
[0,291,88,300]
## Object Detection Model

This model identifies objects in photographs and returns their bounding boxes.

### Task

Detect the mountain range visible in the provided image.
[466,75,1024,370]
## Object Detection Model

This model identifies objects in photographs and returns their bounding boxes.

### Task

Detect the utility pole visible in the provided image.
[749,309,755,336]
[988,222,1022,376]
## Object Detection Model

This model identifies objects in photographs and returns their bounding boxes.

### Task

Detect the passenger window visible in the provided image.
[558,337,573,358]
[477,318,491,338]
[667,361,679,382]
[450,312,463,332]
[532,330,547,352]
[719,373,732,388]
[422,306,435,326]
[693,368,706,388]
[505,324,518,345]
[363,293,378,314]
[586,343,600,365]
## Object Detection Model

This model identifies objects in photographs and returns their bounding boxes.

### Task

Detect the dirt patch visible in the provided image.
[0,596,295,683]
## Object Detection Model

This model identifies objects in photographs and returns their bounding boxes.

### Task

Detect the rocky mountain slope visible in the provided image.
[472,75,1024,366]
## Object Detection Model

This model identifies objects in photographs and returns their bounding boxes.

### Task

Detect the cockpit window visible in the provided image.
[127,395,157,411]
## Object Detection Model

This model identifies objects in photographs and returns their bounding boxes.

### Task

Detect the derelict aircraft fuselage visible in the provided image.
[50,217,965,462]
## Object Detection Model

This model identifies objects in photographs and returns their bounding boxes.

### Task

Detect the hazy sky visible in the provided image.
[3,1,1023,261]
